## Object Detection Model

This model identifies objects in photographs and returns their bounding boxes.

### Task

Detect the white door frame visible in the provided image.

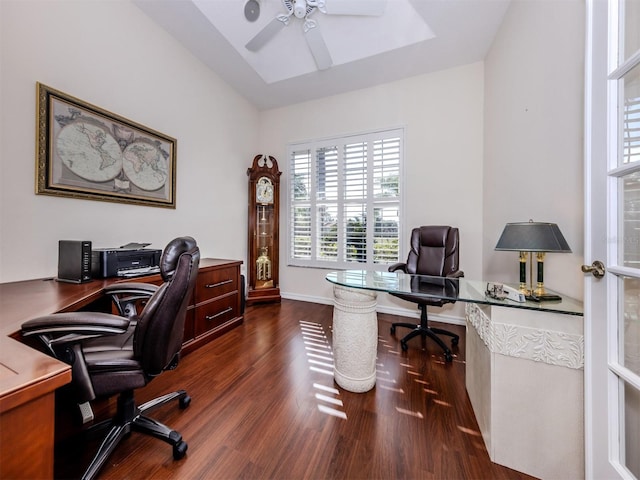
[584,0,619,478]
[585,1,639,478]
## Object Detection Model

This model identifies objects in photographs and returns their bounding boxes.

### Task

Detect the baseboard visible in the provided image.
[280,292,465,326]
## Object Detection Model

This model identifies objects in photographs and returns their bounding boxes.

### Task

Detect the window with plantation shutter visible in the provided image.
[623,94,640,165]
[288,128,403,269]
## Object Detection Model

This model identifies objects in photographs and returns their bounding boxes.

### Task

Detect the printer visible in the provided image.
[91,246,162,278]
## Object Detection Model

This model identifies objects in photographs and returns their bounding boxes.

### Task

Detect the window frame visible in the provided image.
[286,127,404,271]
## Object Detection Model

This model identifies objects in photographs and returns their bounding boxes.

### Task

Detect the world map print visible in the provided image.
[54,113,169,193]
[37,84,175,208]
[123,141,168,191]
[57,122,123,182]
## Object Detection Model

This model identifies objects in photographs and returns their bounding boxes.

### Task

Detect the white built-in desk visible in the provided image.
[326,270,584,480]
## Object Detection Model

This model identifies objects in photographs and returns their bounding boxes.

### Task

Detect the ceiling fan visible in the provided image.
[245,0,386,71]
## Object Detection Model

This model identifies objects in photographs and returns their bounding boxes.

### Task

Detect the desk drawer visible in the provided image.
[194,295,237,336]
[196,267,238,304]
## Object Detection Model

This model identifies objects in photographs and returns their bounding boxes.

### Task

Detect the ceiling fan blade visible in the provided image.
[321,0,386,16]
[245,17,287,51]
[304,22,333,70]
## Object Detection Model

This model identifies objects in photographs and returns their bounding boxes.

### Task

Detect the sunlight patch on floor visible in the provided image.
[378,384,404,393]
[300,326,326,336]
[309,366,334,375]
[315,393,343,406]
[313,383,339,394]
[301,332,327,341]
[308,359,334,368]
[317,404,348,419]
[304,340,331,349]
[299,320,347,420]
[396,407,424,419]
[376,376,397,384]
[457,426,481,436]
[379,335,401,356]
[306,352,333,361]
[305,346,332,355]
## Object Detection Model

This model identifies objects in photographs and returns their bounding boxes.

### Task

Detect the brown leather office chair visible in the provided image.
[22,236,200,480]
[388,226,463,362]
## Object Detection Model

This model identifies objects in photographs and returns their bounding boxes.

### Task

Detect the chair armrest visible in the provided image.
[447,270,464,278]
[446,270,464,278]
[22,311,130,339]
[388,262,408,273]
[104,282,159,296]
[104,282,159,317]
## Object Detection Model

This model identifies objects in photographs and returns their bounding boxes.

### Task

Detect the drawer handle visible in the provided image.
[205,307,233,321]
[205,279,233,288]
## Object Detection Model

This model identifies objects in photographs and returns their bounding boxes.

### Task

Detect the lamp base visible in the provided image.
[526,293,562,302]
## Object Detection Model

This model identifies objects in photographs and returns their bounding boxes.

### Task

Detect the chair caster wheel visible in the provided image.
[451,337,459,346]
[179,395,191,409]
[444,352,453,362]
[400,341,408,352]
[173,440,188,460]
[390,325,396,335]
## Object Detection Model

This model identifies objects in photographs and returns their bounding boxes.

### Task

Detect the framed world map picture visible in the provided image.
[35,82,176,208]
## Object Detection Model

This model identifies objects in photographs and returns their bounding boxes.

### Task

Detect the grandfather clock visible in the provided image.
[247,154,281,305]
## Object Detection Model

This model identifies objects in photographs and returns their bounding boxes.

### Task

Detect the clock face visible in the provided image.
[256,177,274,204]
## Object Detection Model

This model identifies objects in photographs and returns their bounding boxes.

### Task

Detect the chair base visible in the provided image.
[391,306,458,362]
[81,389,191,480]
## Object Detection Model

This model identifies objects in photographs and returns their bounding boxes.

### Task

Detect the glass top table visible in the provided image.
[326,270,583,316]
[324,270,583,393]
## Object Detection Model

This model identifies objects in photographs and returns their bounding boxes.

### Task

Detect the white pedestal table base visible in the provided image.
[331,285,378,393]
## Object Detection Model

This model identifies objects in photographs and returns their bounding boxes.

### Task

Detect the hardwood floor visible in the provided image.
[55,299,536,480]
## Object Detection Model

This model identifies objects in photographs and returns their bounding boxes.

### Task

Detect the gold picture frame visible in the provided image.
[36,82,176,208]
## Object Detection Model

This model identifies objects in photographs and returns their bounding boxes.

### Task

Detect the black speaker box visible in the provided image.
[58,240,92,283]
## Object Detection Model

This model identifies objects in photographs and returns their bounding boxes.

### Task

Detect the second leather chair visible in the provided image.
[388,226,463,361]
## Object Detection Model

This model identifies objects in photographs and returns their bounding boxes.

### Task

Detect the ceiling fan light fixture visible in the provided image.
[245,0,388,72]
[293,0,308,18]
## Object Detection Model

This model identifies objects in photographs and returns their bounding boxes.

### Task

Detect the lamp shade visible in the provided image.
[495,222,572,253]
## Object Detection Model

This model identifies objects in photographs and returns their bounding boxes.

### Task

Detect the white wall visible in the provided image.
[0,0,259,282]
[483,0,585,300]
[258,63,485,318]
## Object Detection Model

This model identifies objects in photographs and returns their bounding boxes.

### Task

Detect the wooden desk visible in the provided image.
[0,278,102,479]
[0,258,242,479]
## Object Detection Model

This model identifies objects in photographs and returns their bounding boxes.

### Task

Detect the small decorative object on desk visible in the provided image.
[486,282,526,303]
[486,282,508,300]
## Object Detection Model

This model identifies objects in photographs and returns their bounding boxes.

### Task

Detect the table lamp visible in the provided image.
[495,221,571,301]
